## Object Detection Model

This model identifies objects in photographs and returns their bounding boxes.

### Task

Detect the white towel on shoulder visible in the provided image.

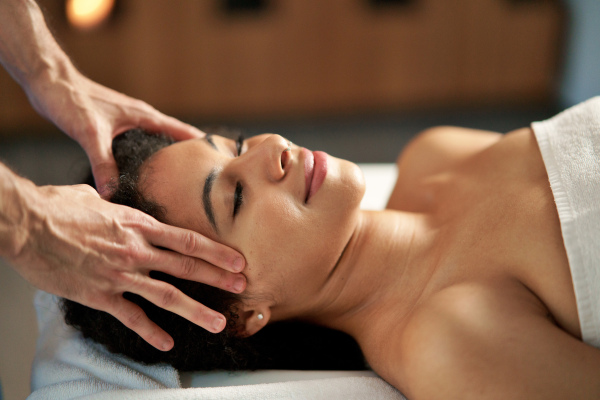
[532,96,600,347]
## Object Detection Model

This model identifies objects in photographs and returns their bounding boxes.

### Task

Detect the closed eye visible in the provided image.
[233,182,244,217]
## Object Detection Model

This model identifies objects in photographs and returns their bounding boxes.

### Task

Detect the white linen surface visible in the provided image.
[28,164,406,399]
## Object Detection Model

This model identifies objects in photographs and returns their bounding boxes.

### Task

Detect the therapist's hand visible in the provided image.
[5,177,246,351]
[25,68,204,197]
[0,0,203,196]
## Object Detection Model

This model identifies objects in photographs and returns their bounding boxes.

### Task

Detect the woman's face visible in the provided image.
[140,133,365,318]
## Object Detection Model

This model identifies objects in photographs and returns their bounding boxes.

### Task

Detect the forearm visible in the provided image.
[0,0,73,85]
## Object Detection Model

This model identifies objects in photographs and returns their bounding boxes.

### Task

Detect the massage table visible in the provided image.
[28,164,407,400]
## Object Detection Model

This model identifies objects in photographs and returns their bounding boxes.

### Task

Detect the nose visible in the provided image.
[234,134,292,182]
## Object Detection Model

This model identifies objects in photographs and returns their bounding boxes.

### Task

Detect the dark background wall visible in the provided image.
[1,0,565,135]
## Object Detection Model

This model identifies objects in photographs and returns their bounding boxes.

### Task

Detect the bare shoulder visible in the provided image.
[397,126,503,169]
[387,126,503,212]
[391,282,600,400]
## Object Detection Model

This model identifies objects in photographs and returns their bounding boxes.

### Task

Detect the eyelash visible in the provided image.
[236,134,245,156]
[233,134,245,217]
[233,182,243,217]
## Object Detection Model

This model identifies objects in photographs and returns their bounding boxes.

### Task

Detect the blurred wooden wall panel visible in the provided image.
[0,0,564,135]
[459,0,563,102]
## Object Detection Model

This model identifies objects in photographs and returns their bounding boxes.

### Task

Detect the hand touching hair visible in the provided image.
[62,129,367,371]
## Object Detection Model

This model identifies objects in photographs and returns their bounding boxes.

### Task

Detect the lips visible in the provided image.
[302,148,328,203]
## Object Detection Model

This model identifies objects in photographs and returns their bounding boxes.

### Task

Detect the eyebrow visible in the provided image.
[205,134,218,150]
[203,168,219,234]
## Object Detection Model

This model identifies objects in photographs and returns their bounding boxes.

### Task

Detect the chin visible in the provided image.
[314,157,364,238]
[332,157,366,207]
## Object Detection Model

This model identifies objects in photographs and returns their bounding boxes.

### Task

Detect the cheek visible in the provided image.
[242,199,308,274]
[236,192,356,295]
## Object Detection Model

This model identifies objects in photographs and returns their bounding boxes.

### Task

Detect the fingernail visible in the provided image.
[233,276,245,293]
[233,257,244,272]
[162,339,173,351]
[213,316,226,332]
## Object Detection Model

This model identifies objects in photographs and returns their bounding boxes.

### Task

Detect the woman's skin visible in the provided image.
[139,128,600,399]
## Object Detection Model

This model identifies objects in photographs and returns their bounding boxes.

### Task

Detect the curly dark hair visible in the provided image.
[61,129,366,372]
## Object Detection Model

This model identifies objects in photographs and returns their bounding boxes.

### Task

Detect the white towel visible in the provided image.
[28,291,405,399]
[531,96,600,347]
[29,291,180,399]
[76,377,402,400]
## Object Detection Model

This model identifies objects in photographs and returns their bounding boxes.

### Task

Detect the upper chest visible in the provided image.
[360,278,561,396]
[390,129,580,340]
[434,132,579,338]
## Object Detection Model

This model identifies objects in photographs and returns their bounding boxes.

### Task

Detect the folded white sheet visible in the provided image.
[29,164,406,399]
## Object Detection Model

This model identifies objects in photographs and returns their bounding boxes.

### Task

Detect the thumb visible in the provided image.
[90,155,119,199]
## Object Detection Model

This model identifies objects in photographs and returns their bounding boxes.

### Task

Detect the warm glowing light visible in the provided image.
[66,0,115,30]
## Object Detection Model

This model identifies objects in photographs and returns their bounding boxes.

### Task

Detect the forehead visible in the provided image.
[140,138,220,240]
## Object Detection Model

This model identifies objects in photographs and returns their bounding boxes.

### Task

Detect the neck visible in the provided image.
[303,209,439,341]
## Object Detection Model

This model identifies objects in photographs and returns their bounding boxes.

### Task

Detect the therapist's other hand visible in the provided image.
[9,182,246,351]
[25,68,204,197]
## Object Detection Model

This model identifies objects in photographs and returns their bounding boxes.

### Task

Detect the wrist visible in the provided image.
[0,164,38,261]
[26,48,76,87]
[23,56,85,129]
[24,51,79,100]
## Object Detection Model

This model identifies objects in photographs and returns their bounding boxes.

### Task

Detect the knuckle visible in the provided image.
[213,270,228,289]
[183,231,203,254]
[160,285,180,308]
[133,247,153,266]
[140,101,155,112]
[131,214,155,232]
[179,257,196,279]
[125,308,146,328]
[104,268,127,287]
[116,270,140,289]
[118,246,142,269]
[73,183,96,194]
[120,208,153,229]
[117,237,151,268]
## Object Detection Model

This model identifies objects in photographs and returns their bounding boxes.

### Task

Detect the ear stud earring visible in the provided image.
[257,313,264,320]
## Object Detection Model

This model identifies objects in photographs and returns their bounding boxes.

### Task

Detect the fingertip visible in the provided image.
[232,256,245,272]
[160,337,174,351]
[212,315,226,333]
[232,275,246,293]
[91,163,119,199]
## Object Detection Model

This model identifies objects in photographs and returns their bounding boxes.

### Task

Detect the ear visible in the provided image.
[238,306,271,337]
